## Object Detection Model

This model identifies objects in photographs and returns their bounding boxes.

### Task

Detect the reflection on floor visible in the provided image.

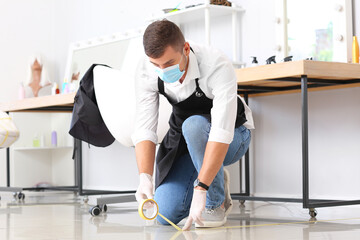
[1,192,360,239]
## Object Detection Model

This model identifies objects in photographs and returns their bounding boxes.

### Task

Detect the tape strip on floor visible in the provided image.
[195,217,360,231]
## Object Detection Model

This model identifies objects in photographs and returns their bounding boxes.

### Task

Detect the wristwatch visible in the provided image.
[193,179,209,191]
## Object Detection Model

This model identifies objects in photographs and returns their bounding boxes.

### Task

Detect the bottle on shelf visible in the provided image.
[51,83,60,95]
[33,133,40,147]
[62,78,69,94]
[40,135,45,147]
[51,131,57,147]
[352,36,359,63]
[18,82,26,100]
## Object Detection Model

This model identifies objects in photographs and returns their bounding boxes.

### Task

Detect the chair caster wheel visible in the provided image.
[101,204,108,213]
[89,205,101,216]
[18,192,25,200]
[309,208,317,218]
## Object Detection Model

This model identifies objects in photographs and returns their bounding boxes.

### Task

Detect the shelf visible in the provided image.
[232,61,246,68]
[149,3,245,67]
[0,93,75,112]
[13,146,73,151]
[150,4,245,24]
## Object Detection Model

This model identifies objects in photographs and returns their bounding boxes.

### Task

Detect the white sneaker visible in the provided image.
[195,207,226,228]
[224,168,233,216]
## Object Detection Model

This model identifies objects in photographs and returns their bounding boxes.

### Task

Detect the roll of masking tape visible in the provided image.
[138,199,182,231]
[138,198,158,220]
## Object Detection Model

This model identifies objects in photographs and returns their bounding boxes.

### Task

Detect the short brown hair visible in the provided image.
[143,20,185,58]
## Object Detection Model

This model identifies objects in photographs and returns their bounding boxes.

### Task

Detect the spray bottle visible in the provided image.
[250,56,258,67]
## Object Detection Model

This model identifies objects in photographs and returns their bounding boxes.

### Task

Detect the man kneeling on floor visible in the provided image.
[131,19,254,230]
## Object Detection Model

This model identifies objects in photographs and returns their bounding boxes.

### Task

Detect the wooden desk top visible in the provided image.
[0,93,76,112]
[236,60,360,97]
[2,61,360,111]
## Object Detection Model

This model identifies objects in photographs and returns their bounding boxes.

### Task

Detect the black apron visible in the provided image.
[155,76,247,189]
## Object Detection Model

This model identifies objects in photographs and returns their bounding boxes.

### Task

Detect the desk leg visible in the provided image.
[301,75,310,208]
[244,94,250,196]
[74,139,83,195]
[6,147,10,187]
[6,111,10,187]
[245,148,250,195]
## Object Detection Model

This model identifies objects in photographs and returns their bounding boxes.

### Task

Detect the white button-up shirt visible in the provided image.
[131,43,254,146]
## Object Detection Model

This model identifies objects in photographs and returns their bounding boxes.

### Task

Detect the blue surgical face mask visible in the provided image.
[154,54,186,83]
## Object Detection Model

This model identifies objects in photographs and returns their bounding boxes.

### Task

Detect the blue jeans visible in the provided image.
[154,115,251,225]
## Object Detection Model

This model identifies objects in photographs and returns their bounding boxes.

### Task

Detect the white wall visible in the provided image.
[0,0,177,188]
[239,0,360,200]
[1,0,360,202]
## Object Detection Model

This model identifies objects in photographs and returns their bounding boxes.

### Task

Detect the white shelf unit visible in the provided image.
[150,3,245,67]
[13,146,73,151]
[9,112,74,188]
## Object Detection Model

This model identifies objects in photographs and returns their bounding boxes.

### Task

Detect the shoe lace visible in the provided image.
[205,209,215,215]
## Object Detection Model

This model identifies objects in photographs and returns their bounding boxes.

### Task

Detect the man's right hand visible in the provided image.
[135,173,154,206]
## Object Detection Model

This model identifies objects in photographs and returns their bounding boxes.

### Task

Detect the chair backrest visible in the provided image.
[93,66,171,147]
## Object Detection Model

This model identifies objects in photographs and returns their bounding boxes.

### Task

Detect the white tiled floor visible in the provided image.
[1,192,360,239]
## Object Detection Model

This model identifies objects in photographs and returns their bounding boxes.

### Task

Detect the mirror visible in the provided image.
[64,30,172,146]
[288,0,335,61]
[64,31,144,91]
[275,0,353,62]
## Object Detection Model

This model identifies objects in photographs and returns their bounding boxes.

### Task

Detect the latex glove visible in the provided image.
[135,173,154,208]
[182,189,207,231]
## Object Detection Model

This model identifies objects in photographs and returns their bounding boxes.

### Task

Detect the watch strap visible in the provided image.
[195,179,209,191]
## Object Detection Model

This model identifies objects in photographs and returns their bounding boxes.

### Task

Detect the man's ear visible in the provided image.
[184,42,190,56]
